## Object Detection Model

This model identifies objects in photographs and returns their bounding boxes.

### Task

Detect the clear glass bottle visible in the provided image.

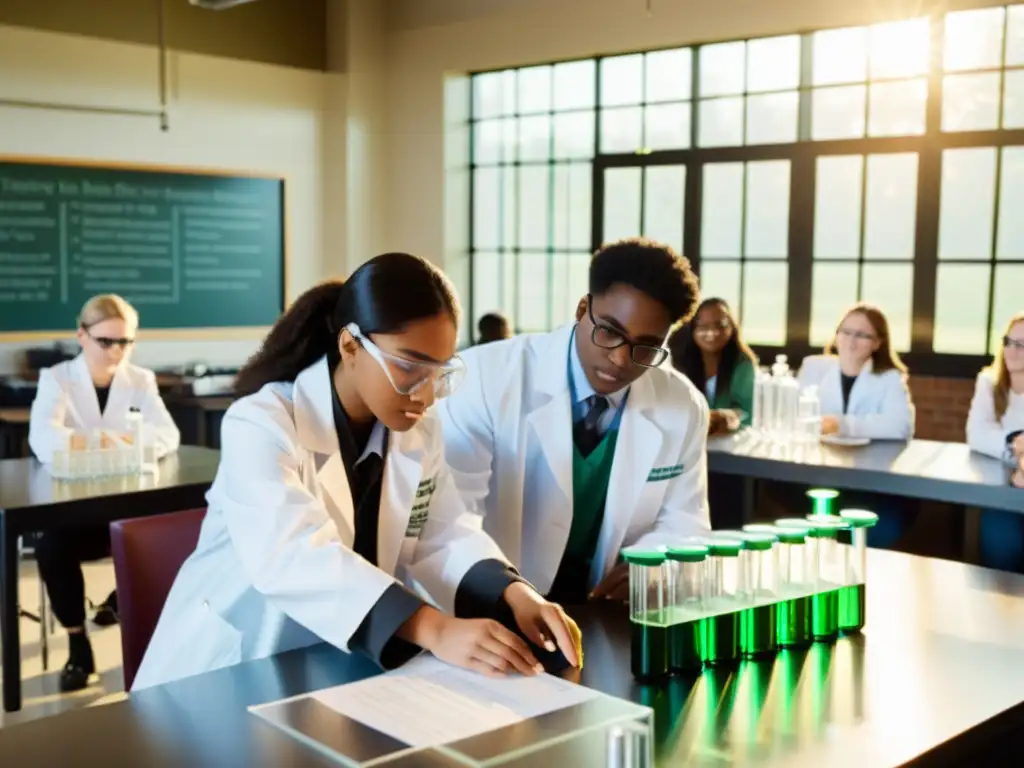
[625,548,670,681]
[700,538,743,666]
[838,509,879,633]
[665,543,708,674]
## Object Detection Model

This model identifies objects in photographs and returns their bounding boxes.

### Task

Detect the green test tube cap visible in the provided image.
[621,548,667,566]
[839,509,879,528]
[806,487,840,516]
[665,544,709,562]
[703,537,743,557]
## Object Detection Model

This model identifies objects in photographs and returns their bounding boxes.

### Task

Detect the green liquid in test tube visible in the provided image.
[838,509,879,633]
[624,548,671,681]
[806,488,839,517]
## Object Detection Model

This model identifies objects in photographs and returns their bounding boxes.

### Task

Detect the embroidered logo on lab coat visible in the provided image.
[405,475,437,537]
[647,464,684,482]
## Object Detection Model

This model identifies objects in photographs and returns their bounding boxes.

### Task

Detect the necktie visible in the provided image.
[573,395,610,458]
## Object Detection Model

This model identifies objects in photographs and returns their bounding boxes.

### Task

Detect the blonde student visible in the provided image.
[134,254,579,690]
[28,294,180,692]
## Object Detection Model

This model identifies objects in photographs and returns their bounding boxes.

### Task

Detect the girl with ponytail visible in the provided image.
[135,253,580,689]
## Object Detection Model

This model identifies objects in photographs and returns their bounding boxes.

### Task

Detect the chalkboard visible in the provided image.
[0,158,285,335]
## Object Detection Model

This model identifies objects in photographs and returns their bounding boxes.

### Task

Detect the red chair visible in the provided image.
[110,507,207,691]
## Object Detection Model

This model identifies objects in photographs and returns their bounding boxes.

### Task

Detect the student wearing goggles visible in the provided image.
[134,253,580,692]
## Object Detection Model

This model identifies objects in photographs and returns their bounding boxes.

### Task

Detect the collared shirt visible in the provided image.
[568,327,628,436]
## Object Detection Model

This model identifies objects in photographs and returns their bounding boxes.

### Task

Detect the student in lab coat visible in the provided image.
[133,253,579,691]
[436,238,710,605]
[669,298,757,433]
[798,303,915,441]
[28,293,180,692]
[967,312,1024,571]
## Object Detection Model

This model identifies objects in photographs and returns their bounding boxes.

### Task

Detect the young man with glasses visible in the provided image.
[437,238,710,604]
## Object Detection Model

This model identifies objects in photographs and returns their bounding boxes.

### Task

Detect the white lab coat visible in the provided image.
[28,354,180,462]
[133,355,509,690]
[435,323,711,596]
[797,355,915,441]
[966,369,1024,460]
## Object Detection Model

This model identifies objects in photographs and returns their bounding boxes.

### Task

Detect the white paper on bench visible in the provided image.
[312,654,598,749]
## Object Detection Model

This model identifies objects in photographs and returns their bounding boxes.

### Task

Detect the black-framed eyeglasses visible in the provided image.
[838,328,877,343]
[1004,336,1024,351]
[83,327,135,350]
[586,295,668,368]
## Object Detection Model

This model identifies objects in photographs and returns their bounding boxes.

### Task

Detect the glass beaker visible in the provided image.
[838,509,879,633]
[700,538,743,666]
[665,544,708,674]
[626,548,670,681]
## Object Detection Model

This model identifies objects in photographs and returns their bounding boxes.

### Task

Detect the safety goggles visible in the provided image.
[84,330,135,350]
[346,323,466,399]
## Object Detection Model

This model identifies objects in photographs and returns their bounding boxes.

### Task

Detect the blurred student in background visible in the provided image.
[477,312,512,345]
[669,298,757,435]
[967,312,1024,571]
[29,294,180,691]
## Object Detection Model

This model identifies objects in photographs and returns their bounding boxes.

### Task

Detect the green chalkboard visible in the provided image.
[0,158,285,335]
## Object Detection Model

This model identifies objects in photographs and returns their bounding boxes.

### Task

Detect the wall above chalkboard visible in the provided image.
[0,157,286,339]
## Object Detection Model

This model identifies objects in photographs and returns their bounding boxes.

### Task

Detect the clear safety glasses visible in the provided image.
[345,323,466,399]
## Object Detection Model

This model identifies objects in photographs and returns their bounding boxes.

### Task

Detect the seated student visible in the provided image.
[669,297,757,434]
[436,238,710,605]
[798,302,915,441]
[967,312,1024,571]
[477,312,512,345]
[133,254,578,691]
[28,293,180,692]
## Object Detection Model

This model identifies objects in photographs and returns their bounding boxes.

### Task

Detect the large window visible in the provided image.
[468,5,1024,372]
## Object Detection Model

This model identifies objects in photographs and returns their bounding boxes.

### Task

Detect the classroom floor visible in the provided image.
[0,559,126,729]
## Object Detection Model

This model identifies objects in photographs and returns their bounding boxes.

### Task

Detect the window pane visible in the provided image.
[814,155,863,260]
[701,163,744,258]
[810,263,858,346]
[745,160,790,258]
[474,118,515,164]
[1007,5,1024,67]
[517,115,551,161]
[998,147,1024,260]
[864,153,918,260]
[1003,70,1024,129]
[645,103,691,150]
[942,72,1001,132]
[603,167,641,245]
[518,66,552,115]
[934,264,991,353]
[553,111,595,159]
[746,35,800,92]
[939,147,996,261]
[553,60,596,110]
[553,163,591,251]
[812,86,866,140]
[473,167,504,250]
[699,42,746,97]
[643,165,685,254]
[473,70,515,118]
[944,7,1005,72]
[501,166,516,246]
[698,97,744,147]
[746,92,799,144]
[991,264,1024,351]
[550,252,592,327]
[517,252,550,332]
[868,80,927,137]
[645,48,692,102]
[473,252,504,325]
[870,18,930,78]
[813,27,867,86]
[742,262,788,345]
[699,261,742,316]
[518,165,550,249]
[861,263,913,351]
[600,107,643,153]
[601,54,643,106]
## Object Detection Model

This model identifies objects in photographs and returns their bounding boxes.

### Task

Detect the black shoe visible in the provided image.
[59,634,96,693]
[93,591,118,627]
[59,661,93,692]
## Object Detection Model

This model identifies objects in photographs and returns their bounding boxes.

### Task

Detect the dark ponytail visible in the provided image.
[234,253,459,397]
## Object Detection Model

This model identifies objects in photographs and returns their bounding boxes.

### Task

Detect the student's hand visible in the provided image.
[503,582,581,668]
[417,609,544,678]
[589,562,630,602]
[708,410,732,435]
[821,416,841,435]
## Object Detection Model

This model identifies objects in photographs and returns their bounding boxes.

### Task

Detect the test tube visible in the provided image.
[625,548,670,681]
[699,538,743,667]
[806,488,839,517]
[804,514,850,641]
[665,543,708,674]
[736,532,778,659]
[762,524,813,648]
[838,509,879,633]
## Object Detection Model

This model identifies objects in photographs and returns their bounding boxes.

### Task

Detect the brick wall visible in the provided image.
[909,375,976,442]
